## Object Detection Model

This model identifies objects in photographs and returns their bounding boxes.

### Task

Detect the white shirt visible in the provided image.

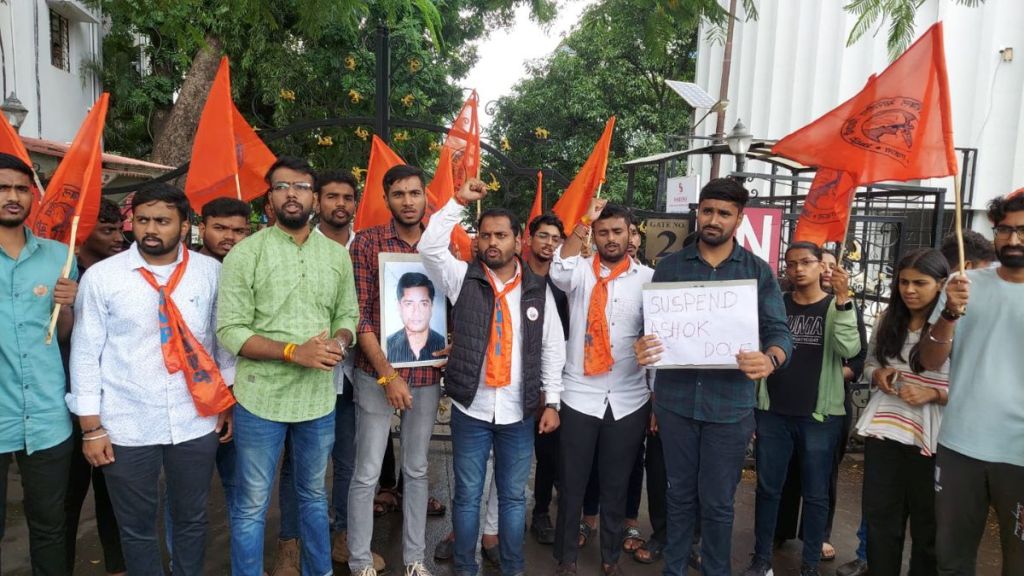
[316,224,356,394]
[67,245,236,447]
[420,198,565,424]
[550,251,653,420]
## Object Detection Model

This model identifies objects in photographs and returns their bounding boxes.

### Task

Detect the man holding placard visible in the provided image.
[634,178,792,576]
[549,200,653,576]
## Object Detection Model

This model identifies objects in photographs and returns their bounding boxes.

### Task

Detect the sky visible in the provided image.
[460,0,595,129]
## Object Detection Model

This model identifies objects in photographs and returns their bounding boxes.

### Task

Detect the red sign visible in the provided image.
[735,207,784,271]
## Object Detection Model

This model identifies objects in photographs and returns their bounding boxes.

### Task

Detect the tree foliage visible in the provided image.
[844,0,984,61]
[91,0,555,176]
[486,0,700,215]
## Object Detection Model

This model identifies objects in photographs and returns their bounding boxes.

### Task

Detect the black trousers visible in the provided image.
[644,431,668,545]
[935,445,1024,576]
[103,432,219,576]
[554,401,650,566]
[64,420,125,574]
[583,438,645,518]
[0,436,73,576]
[533,424,560,519]
[862,437,936,576]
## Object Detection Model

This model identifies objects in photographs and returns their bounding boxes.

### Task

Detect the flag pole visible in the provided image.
[952,175,966,276]
[234,172,243,200]
[44,215,80,344]
[835,192,856,263]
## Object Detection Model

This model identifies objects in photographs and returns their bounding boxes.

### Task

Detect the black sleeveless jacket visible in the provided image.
[445,258,548,415]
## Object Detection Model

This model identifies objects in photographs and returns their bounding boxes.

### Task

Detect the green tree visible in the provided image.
[844,0,984,60]
[485,0,700,215]
[91,0,555,176]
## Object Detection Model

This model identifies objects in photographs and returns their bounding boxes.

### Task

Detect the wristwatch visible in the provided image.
[835,300,854,311]
[545,402,561,412]
[768,354,781,372]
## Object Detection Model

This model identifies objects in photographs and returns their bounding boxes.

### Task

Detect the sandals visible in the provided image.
[821,541,836,561]
[577,520,595,548]
[633,539,664,564]
[622,526,646,553]
[373,487,401,517]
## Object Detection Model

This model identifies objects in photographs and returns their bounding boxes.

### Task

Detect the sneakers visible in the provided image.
[531,513,556,545]
[269,539,300,576]
[836,558,869,576]
[799,564,821,576]
[405,561,434,576]
[355,568,377,576]
[740,555,774,576]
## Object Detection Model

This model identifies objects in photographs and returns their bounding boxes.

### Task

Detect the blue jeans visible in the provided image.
[857,517,867,561]
[450,408,534,576]
[656,405,754,576]
[281,385,357,538]
[230,402,335,576]
[753,410,843,569]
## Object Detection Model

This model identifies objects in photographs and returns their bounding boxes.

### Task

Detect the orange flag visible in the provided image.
[426,146,473,260]
[28,93,109,246]
[552,116,616,230]
[444,91,481,188]
[355,135,405,231]
[772,23,957,185]
[793,168,857,246]
[185,57,275,213]
[528,171,544,228]
[0,111,40,204]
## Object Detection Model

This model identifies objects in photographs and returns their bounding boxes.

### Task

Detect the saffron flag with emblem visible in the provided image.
[793,168,858,245]
[772,22,958,185]
[355,135,406,231]
[552,116,616,230]
[443,90,481,189]
[185,57,276,212]
[426,146,473,260]
[28,93,109,246]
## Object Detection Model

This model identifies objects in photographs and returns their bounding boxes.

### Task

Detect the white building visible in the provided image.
[694,0,1024,226]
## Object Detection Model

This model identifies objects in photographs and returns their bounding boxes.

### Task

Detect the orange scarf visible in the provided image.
[137,250,236,417]
[584,255,631,376]
[483,265,523,388]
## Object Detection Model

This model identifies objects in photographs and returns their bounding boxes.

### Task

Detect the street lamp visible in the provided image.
[1,92,29,131]
[725,118,753,174]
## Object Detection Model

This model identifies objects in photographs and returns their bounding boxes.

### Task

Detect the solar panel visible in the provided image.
[665,80,718,109]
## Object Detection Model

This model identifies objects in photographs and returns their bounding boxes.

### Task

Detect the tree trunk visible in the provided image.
[149,36,223,168]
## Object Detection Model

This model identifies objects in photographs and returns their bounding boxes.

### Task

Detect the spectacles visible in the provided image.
[992,225,1024,241]
[271,181,314,193]
[0,184,33,195]
[533,232,562,243]
[784,258,820,268]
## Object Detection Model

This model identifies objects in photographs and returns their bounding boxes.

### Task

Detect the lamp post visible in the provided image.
[1,92,29,132]
[725,118,752,175]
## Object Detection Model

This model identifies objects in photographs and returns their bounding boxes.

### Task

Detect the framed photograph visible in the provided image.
[379,253,449,368]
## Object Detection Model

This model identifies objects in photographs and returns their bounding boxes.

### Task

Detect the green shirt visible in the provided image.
[217,226,359,422]
[0,228,76,454]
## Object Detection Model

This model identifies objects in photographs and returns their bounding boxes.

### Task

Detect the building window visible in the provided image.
[50,10,70,72]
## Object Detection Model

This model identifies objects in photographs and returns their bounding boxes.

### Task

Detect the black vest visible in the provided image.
[445,259,548,415]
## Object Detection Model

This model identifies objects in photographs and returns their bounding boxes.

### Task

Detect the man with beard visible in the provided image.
[0,153,77,574]
[525,213,569,545]
[420,178,563,576]
[347,164,441,576]
[198,197,251,261]
[68,184,234,575]
[218,157,359,576]
[549,200,653,576]
[627,220,642,263]
[634,178,792,576]
[919,190,1024,575]
[63,197,127,575]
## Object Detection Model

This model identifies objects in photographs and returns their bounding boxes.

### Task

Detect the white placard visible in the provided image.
[665,174,700,214]
[642,279,759,368]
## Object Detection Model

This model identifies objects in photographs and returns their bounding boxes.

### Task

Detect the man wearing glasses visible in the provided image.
[217,157,359,576]
[919,189,1024,575]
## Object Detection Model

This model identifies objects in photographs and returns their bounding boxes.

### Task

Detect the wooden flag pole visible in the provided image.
[234,172,243,200]
[835,194,856,264]
[952,175,966,276]
[44,215,80,344]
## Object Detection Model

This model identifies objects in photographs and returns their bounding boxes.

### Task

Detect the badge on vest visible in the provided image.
[526,306,540,321]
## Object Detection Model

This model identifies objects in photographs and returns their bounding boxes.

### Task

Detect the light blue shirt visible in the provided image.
[0,228,76,454]
[932,267,1024,466]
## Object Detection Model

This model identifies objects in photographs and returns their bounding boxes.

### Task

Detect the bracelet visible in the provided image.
[926,327,953,345]
[81,424,104,435]
[377,372,399,387]
[283,343,297,363]
[83,432,109,442]
[940,307,964,322]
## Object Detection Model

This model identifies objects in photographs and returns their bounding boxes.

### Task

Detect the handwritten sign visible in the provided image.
[642,279,759,368]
